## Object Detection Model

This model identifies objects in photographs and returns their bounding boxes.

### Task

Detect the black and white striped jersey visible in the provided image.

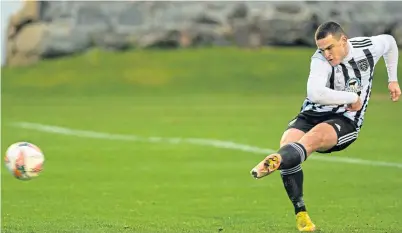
[300,35,399,131]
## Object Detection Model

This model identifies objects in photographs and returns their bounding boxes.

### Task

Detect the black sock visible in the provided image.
[277,142,307,170]
[280,167,306,214]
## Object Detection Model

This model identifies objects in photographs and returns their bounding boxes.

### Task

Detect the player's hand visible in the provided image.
[346,97,363,111]
[388,81,401,102]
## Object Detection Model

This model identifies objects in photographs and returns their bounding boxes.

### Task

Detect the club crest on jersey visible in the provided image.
[344,78,362,93]
[357,58,369,72]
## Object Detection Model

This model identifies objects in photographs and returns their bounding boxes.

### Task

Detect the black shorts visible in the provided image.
[286,110,359,153]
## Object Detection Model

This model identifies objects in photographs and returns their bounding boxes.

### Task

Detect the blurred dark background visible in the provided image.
[4,1,402,67]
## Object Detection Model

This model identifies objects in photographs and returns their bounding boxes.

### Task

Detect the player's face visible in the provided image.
[316,34,348,66]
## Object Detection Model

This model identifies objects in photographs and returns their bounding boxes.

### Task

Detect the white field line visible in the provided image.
[12,121,402,169]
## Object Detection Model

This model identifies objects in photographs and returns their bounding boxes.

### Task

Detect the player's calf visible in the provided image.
[278,128,308,215]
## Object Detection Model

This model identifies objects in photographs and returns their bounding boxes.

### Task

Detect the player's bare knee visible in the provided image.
[280,128,305,147]
[280,137,292,148]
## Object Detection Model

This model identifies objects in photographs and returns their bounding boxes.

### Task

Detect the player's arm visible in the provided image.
[372,34,400,101]
[372,34,398,82]
[307,57,359,105]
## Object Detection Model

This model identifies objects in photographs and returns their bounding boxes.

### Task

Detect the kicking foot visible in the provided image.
[296,211,316,232]
[250,153,282,179]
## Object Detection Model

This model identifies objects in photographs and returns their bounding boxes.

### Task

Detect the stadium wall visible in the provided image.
[5,1,402,67]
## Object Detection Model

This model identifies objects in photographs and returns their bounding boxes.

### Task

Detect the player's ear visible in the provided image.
[340,34,348,44]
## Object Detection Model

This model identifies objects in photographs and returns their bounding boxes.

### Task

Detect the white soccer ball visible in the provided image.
[4,142,45,180]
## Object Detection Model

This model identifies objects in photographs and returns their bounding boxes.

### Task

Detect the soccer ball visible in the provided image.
[4,142,45,180]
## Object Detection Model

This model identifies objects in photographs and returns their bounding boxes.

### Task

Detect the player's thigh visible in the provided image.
[299,123,338,155]
[318,116,358,154]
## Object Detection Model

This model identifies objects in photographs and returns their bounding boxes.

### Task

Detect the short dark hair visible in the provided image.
[315,21,347,40]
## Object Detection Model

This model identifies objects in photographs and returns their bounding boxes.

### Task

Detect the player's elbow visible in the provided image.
[307,88,326,104]
[388,34,398,48]
[378,34,398,49]
[383,34,396,42]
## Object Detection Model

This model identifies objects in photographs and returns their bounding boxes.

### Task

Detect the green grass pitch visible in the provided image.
[1,47,402,233]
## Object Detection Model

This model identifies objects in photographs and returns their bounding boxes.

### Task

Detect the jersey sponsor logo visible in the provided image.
[344,78,362,94]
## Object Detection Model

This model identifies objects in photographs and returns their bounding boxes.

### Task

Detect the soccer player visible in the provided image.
[250,21,400,232]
